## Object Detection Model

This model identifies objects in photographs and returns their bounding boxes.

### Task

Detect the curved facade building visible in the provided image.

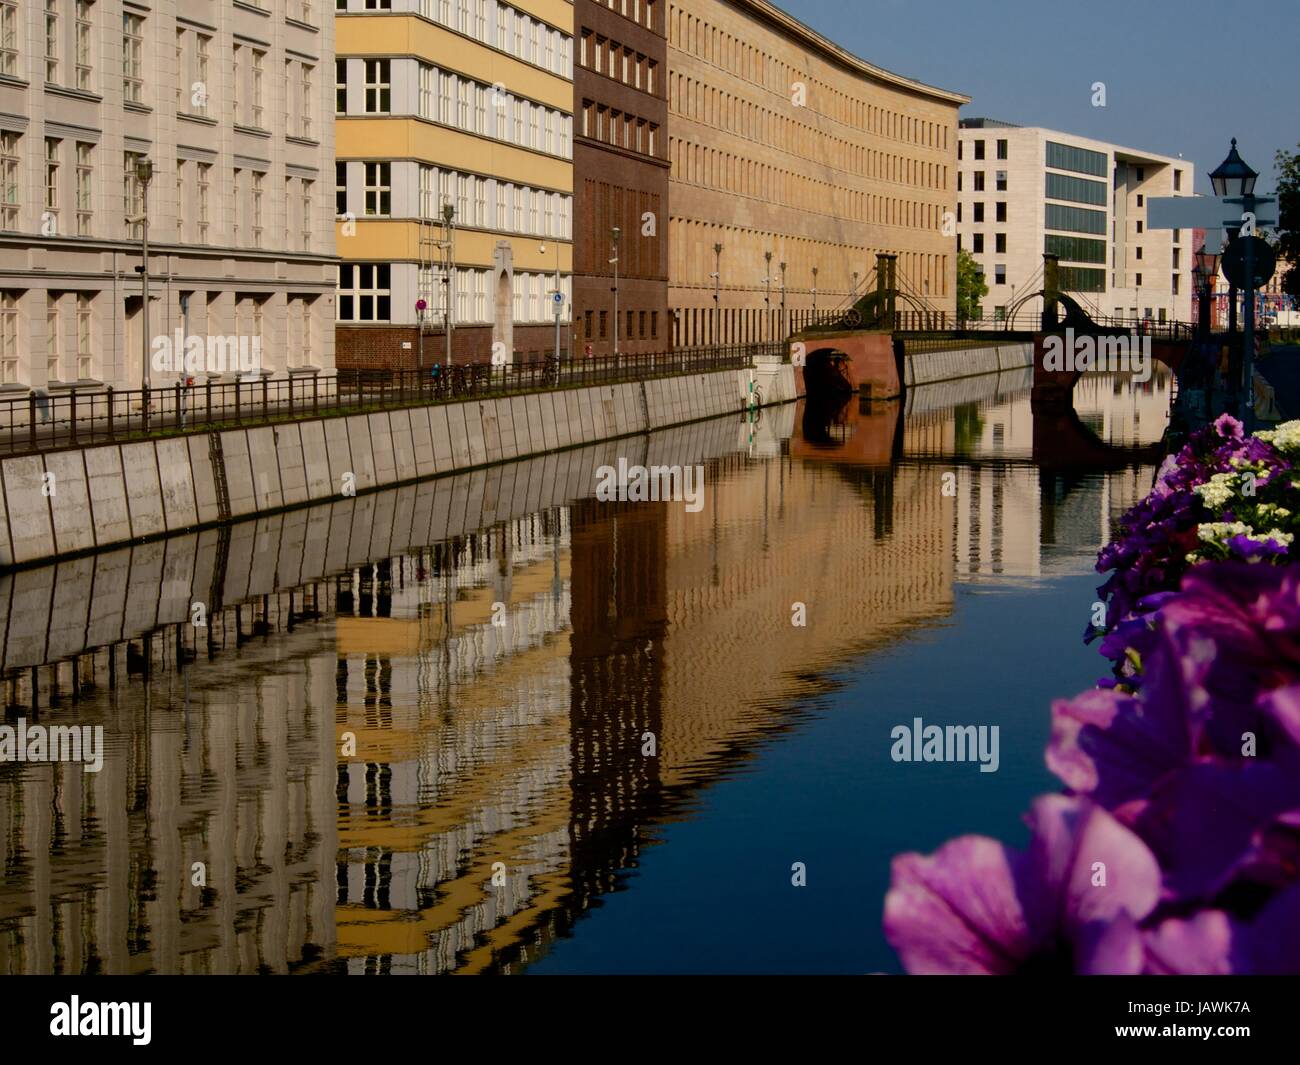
[666,0,967,347]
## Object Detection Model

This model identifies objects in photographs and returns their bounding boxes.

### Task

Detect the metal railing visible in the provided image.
[0,345,771,459]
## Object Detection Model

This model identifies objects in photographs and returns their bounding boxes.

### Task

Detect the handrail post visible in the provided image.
[142,384,150,433]
[69,389,77,445]
[106,385,114,438]
[28,393,36,450]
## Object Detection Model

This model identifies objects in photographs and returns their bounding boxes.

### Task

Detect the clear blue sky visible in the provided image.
[783,0,1298,192]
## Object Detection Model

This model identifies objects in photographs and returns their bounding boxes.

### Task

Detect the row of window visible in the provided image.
[0,289,320,386]
[336,161,572,240]
[579,101,659,158]
[959,170,1008,193]
[2,2,321,119]
[1045,171,1107,207]
[337,263,570,324]
[672,136,947,232]
[340,0,574,80]
[1,131,318,251]
[1046,141,1107,179]
[22,0,95,88]
[1045,202,1106,236]
[580,307,659,342]
[579,31,659,96]
[671,3,948,153]
[339,59,573,160]
[670,73,949,190]
[957,201,1009,225]
[960,138,1010,162]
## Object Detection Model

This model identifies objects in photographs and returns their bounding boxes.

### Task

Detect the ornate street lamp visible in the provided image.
[1209,138,1258,198]
[1194,243,1221,337]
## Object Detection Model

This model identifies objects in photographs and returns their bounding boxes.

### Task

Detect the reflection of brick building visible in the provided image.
[573,0,670,356]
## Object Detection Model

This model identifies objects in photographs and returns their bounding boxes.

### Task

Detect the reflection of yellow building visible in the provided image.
[0,387,1164,974]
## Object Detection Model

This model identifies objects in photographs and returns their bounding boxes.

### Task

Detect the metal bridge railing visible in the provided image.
[0,345,773,460]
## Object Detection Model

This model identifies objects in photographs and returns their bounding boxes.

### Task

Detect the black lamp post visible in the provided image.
[1209,139,1262,425]
[1193,243,1220,339]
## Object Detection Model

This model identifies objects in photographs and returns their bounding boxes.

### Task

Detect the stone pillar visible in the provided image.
[1042,253,1060,331]
[492,241,514,361]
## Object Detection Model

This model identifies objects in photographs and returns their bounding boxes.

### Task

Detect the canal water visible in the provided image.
[0,367,1171,975]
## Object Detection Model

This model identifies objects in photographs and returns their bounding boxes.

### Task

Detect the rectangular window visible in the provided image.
[973,171,984,192]
[973,202,984,223]
[301,64,313,138]
[1046,172,1107,206]
[75,0,93,89]
[75,141,92,235]
[972,233,983,254]
[973,140,984,160]
[1045,203,1107,235]
[176,159,186,242]
[44,138,59,225]
[0,291,19,383]
[995,233,1006,254]
[196,162,210,243]
[336,58,347,114]
[194,33,210,112]
[996,139,1008,160]
[995,170,1007,192]
[251,49,265,127]
[1058,266,1106,293]
[1174,170,1183,192]
[1046,140,1108,177]
[364,59,390,113]
[336,262,391,321]
[251,170,264,247]
[1044,234,1107,264]
[301,179,312,251]
[0,8,17,77]
[994,265,1006,285]
[76,293,92,378]
[364,162,391,216]
[995,202,1007,223]
[419,63,433,119]
[231,167,241,245]
[122,12,144,103]
[123,150,143,237]
[45,0,59,83]
[336,161,347,215]
[46,293,60,381]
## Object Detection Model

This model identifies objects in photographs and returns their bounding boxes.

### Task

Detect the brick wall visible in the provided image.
[336,324,570,370]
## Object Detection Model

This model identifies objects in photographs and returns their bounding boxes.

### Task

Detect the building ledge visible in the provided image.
[47,379,107,392]
[285,17,319,34]
[45,84,102,104]
[233,0,272,16]
[0,73,29,90]
[234,124,271,138]
[178,111,218,127]
[285,135,320,148]
[124,101,152,115]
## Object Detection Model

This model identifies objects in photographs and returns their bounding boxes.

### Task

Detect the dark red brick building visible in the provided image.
[574,0,670,356]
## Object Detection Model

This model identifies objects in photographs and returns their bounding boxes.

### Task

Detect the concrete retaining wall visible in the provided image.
[904,342,1034,388]
[0,367,765,569]
[0,415,749,671]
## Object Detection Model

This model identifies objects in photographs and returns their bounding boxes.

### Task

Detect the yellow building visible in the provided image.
[335,0,575,369]
[666,0,968,345]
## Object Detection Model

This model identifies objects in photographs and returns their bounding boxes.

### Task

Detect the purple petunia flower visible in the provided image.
[883,796,1160,974]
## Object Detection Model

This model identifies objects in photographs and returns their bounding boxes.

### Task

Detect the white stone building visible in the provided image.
[0,0,336,395]
[957,119,1195,327]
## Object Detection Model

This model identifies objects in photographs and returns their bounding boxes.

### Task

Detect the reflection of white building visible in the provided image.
[945,369,1170,582]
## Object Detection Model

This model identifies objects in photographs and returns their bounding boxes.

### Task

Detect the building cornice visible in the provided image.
[730,0,969,106]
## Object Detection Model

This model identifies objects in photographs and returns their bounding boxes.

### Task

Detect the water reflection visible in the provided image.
[0,368,1170,974]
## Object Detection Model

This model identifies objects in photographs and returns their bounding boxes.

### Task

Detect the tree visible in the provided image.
[956,249,988,323]
[1275,146,1300,299]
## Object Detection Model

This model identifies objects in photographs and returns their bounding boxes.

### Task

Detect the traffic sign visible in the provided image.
[552,291,563,305]
[1221,237,1277,289]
